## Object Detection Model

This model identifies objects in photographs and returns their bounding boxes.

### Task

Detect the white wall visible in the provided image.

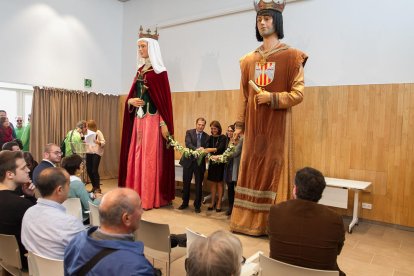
[0,0,123,93]
[1,0,413,94]
[121,0,414,92]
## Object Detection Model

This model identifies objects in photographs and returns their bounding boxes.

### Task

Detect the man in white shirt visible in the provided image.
[32,143,62,185]
[21,167,85,260]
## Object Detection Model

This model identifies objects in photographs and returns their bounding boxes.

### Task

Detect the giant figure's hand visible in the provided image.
[128,97,145,107]
[256,91,271,105]
[161,125,169,140]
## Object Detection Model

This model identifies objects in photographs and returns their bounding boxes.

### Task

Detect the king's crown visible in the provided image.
[254,0,286,13]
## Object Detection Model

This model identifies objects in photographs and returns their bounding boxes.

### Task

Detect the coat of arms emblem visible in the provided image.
[254,62,275,87]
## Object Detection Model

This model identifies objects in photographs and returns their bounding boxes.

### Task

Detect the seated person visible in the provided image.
[268,167,346,276]
[0,151,36,269]
[2,140,20,151]
[62,154,102,222]
[21,167,85,260]
[186,230,243,276]
[64,188,154,275]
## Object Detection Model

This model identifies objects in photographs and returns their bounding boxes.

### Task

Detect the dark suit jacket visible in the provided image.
[179,129,209,169]
[32,160,54,185]
[268,199,345,276]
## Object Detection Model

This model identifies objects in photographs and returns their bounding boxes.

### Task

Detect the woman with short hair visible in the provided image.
[62,154,102,222]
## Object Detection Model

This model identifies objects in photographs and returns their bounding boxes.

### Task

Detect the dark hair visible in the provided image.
[23,152,38,172]
[227,124,235,132]
[2,141,20,151]
[36,167,68,197]
[0,151,23,182]
[196,117,206,125]
[61,154,83,175]
[256,9,284,41]
[209,120,222,135]
[295,167,326,202]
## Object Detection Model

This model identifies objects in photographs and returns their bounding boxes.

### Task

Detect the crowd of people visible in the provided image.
[0,1,348,275]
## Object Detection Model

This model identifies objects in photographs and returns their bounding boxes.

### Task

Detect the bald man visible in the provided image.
[64,188,154,276]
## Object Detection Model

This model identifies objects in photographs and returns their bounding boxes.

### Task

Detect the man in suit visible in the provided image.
[178,117,209,213]
[32,143,62,185]
[268,167,346,276]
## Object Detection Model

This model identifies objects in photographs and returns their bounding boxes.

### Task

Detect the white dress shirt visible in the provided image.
[21,198,85,260]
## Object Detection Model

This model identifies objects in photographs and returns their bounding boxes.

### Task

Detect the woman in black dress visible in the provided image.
[204,120,227,212]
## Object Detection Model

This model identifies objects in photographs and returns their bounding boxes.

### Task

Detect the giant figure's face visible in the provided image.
[138,41,149,59]
[257,14,275,38]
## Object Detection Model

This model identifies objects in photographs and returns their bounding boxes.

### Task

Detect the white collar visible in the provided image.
[70,175,82,182]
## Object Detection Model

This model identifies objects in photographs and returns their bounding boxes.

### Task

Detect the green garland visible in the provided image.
[167,135,236,165]
[167,135,207,165]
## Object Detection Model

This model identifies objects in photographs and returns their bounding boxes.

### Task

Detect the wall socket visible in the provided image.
[362,203,372,209]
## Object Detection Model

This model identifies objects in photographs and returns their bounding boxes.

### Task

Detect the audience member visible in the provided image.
[23,151,38,182]
[2,140,20,151]
[178,117,209,213]
[62,154,102,222]
[268,167,346,276]
[0,110,16,138]
[85,119,105,192]
[64,120,88,157]
[204,121,227,212]
[32,143,62,185]
[15,116,25,140]
[21,167,85,260]
[0,150,36,269]
[0,116,14,149]
[223,122,244,216]
[186,230,243,276]
[64,188,154,276]
[20,113,31,151]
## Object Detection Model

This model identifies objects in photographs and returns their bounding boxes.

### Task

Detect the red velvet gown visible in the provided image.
[119,66,175,209]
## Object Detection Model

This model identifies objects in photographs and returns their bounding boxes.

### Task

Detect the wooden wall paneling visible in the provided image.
[118,83,414,228]
[171,90,240,160]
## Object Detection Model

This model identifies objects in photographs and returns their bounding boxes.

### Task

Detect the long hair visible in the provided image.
[255,9,284,41]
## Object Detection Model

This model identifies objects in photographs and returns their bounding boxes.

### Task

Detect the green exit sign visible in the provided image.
[84,79,92,88]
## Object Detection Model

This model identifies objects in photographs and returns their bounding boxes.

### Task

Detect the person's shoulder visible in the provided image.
[70,179,84,187]
[240,50,256,63]
[0,190,34,209]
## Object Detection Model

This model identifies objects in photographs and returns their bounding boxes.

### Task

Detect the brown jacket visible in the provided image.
[268,199,345,275]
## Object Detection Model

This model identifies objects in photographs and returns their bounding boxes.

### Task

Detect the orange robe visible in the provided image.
[229,44,308,236]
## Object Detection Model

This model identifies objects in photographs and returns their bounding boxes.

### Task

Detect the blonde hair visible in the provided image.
[87,120,97,132]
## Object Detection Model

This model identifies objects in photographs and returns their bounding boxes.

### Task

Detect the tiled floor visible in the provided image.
[96,179,414,276]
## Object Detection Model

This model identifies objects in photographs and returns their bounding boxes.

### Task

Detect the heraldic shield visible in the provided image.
[254,62,275,87]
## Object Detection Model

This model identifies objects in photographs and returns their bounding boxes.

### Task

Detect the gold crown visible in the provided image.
[254,0,286,13]
[138,25,159,40]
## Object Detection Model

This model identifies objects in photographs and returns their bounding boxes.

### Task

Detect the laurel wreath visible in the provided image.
[167,135,236,165]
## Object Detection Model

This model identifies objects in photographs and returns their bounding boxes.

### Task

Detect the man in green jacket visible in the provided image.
[64,120,88,157]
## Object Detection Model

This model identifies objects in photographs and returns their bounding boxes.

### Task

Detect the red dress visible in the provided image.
[119,66,175,209]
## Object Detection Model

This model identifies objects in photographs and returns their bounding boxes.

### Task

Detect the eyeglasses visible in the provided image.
[49,151,62,156]
[17,120,23,122]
